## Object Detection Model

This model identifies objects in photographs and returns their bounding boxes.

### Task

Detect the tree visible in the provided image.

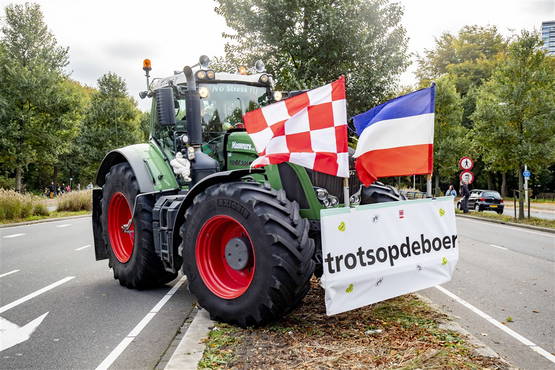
[77,72,143,181]
[0,3,78,192]
[214,0,409,115]
[416,25,507,127]
[430,76,466,194]
[471,31,555,218]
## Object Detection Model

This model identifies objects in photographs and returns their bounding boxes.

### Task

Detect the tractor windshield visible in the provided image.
[198,83,270,135]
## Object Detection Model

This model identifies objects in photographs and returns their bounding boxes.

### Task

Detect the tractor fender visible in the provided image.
[96,144,156,192]
[93,143,179,261]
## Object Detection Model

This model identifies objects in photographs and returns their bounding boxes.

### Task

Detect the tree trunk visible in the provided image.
[434,173,440,196]
[487,172,493,190]
[53,166,58,183]
[501,172,507,197]
[518,167,524,219]
[15,167,23,193]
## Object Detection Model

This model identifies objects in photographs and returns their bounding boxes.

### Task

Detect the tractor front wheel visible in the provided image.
[101,162,177,289]
[181,181,314,327]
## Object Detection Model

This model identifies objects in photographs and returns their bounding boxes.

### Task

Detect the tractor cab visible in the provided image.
[144,57,281,172]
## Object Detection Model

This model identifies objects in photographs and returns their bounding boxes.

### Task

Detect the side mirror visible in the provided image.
[155,88,176,126]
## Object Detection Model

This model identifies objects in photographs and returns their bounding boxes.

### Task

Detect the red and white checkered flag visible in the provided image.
[244,76,348,177]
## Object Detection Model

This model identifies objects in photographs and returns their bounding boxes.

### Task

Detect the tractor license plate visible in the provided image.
[490,205,497,208]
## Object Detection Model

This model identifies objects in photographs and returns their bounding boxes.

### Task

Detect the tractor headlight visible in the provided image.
[273,91,283,101]
[206,70,215,79]
[196,70,207,80]
[349,193,361,206]
[259,74,269,84]
[322,198,331,208]
[329,196,339,207]
[198,86,209,98]
[315,187,329,201]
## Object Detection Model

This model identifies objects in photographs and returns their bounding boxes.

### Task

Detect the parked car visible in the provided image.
[457,189,504,214]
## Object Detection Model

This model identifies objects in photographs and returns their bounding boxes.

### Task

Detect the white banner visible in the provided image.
[320,197,458,315]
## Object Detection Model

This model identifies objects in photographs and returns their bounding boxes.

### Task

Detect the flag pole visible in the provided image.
[343,177,350,207]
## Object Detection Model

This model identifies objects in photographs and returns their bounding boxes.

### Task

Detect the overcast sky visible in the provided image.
[1,0,553,111]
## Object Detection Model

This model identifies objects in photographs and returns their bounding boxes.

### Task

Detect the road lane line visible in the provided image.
[489,244,508,251]
[2,233,25,239]
[75,244,91,251]
[0,270,20,278]
[56,224,71,228]
[95,276,187,370]
[0,276,75,314]
[435,285,555,364]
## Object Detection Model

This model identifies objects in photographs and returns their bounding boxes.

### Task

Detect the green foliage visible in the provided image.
[76,72,143,181]
[214,0,410,115]
[471,31,555,173]
[432,76,467,189]
[471,31,555,215]
[416,25,507,128]
[0,3,80,192]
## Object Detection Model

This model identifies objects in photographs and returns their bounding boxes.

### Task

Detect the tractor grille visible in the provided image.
[306,169,361,203]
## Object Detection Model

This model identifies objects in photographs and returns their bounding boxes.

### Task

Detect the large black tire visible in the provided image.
[101,162,177,289]
[180,181,315,327]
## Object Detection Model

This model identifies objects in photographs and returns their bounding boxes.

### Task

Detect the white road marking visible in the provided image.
[0,312,49,352]
[0,276,75,314]
[75,244,91,251]
[436,285,555,364]
[489,244,508,251]
[95,276,187,370]
[0,270,20,278]
[459,217,555,238]
[2,233,25,239]
[56,224,71,228]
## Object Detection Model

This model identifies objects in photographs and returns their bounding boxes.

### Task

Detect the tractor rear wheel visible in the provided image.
[180,181,314,327]
[101,162,177,289]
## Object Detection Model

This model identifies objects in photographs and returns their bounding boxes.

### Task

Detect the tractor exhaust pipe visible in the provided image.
[183,66,202,146]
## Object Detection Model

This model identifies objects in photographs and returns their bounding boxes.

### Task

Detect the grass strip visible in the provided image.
[0,210,91,224]
[455,209,554,229]
[198,280,509,369]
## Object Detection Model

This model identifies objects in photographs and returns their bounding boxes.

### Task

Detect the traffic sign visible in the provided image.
[523,170,531,178]
[459,170,474,184]
[459,156,474,170]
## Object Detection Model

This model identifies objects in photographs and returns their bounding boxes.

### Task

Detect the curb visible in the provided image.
[0,214,91,228]
[416,293,514,368]
[165,309,214,370]
[456,214,554,234]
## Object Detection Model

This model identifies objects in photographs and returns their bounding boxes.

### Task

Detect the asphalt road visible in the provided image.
[502,204,555,220]
[0,217,193,370]
[421,217,555,369]
[2,214,554,369]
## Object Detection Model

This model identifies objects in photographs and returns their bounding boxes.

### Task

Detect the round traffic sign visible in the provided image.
[460,170,474,184]
[459,156,474,170]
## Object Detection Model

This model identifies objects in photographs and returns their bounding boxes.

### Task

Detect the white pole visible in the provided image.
[426,174,432,196]
[343,177,350,207]
[524,164,529,216]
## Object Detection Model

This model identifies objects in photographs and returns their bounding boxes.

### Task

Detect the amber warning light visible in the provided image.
[143,59,152,72]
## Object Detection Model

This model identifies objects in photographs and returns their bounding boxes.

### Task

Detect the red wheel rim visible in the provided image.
[107,192,134,263]
[195,215,255,299]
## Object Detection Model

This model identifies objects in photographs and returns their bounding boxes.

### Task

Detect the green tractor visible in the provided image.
[92,56,404,326]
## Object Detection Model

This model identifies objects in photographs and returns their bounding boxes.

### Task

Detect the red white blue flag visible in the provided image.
[353,85,435,186]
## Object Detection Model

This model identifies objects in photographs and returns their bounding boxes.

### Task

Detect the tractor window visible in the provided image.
[198,83,270,138]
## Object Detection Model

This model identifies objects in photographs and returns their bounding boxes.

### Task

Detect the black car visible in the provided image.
[458,189,504,214]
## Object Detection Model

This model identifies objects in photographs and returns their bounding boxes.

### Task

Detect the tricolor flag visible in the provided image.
[244,76,349,178]
[353,85,435,186]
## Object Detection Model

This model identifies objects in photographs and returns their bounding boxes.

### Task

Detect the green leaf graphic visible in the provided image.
[345,284,354,293]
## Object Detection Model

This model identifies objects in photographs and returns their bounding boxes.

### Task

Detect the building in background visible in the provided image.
[541,21,555,55]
